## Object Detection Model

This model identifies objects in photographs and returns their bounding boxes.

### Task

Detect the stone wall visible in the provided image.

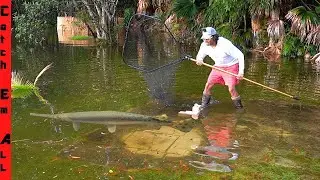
[57,16,89,44]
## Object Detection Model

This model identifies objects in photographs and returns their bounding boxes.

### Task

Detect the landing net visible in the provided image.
[122,14,185,73]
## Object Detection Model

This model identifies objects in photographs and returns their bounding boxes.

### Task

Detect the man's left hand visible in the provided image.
[237,73,244,80]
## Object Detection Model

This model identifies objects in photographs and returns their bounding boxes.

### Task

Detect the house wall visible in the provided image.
[57,16,89,45]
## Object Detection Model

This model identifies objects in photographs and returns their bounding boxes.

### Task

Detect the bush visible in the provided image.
[282,33,317,57]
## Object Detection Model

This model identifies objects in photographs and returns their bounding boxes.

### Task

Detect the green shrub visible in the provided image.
[282,33,317,57]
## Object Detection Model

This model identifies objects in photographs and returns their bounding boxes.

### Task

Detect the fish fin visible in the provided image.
[107,125,116,133]
[72,122,80,131]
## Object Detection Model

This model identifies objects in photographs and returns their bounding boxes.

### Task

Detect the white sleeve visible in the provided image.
[227,44,244,75]
[196,43,207,61]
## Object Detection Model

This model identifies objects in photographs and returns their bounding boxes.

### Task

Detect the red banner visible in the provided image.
[0,0,11,179]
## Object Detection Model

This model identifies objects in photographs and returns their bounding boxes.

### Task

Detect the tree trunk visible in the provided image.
[251,14,263,48]
[265,7,284,59]
[79,0,118,42]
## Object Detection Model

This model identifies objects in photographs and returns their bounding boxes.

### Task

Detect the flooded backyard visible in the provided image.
[12,40,320,179]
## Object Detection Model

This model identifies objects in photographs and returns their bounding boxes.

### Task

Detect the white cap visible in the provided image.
[201,27,217,39]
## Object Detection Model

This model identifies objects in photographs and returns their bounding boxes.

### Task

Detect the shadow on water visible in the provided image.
[12,40,320,179]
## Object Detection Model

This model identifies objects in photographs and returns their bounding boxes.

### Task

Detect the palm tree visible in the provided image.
[249,0,287,51]
[285,4,320,61]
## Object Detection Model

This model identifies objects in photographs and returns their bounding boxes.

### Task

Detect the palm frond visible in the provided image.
[306,26,320,47]
[285,6,319,40]
[250,0,280,17]
[311,52,320,62]
[172,0,198,20]
[267,19,284,39]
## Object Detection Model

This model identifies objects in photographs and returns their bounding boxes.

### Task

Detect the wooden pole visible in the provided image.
[188,57,300,100]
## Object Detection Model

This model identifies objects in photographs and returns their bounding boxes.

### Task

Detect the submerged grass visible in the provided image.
[13,141,319,180]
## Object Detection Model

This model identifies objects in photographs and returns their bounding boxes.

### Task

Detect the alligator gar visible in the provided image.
[30,111,170,133]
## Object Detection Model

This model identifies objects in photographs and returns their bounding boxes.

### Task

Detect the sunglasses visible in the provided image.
[202,28,207,32]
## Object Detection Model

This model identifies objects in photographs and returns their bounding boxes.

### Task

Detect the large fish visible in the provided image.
[30,111,170,133]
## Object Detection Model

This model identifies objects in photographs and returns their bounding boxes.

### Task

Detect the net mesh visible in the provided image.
[122,14,185,73]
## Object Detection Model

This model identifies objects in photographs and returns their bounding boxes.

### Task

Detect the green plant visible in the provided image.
[13,0,59,46]
[124,7,135,27]
[172,0,198,20]
[172,0,200,26]
[70,35,93,40]
[282,34,305,57]
[12,63,53,100]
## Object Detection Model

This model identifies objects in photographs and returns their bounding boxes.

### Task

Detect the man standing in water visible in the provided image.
[196,27,244,109]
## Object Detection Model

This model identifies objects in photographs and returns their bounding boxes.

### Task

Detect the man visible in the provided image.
[196,27,244,109]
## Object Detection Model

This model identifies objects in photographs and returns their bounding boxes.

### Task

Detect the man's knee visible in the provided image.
[228,86,236,93]
[205,82,214,89]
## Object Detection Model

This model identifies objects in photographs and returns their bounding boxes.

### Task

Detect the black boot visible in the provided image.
[200,95,220,110]
[232,96,243,109]
[200,94,211,109]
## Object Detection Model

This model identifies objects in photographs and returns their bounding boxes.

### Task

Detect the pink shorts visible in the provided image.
[207,63,239,86]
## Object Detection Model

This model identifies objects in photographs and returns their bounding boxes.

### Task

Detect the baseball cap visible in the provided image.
[201,27,217,39]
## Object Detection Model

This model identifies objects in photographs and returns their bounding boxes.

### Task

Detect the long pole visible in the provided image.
[188,57,300,100]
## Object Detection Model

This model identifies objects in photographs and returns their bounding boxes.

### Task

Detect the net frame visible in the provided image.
[122,14,188,73]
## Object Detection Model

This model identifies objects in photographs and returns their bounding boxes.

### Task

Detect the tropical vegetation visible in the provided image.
[170,0,320,59]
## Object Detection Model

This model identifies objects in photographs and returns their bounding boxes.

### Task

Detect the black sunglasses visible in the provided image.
[202,28,207,32]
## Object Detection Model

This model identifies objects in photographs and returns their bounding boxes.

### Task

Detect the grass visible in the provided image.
[70,35,93,40]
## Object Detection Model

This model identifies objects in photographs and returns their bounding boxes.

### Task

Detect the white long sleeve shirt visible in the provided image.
[196,37,245,75]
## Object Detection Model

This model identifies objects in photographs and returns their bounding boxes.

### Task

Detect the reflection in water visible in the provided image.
[93,47,116,89]
[189,160,232,172]
[312,63,320,96]
[189,110,241,172]
[264,62,280,89]
[244,54,320,102]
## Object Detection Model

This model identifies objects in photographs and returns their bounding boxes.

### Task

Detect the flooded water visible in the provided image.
[12,42,320,179]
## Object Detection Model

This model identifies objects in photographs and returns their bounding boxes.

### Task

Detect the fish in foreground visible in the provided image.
[30,111,170,133]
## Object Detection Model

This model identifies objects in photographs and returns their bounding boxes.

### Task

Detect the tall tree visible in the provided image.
[72,0,119,42]
[13,0,60,45]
